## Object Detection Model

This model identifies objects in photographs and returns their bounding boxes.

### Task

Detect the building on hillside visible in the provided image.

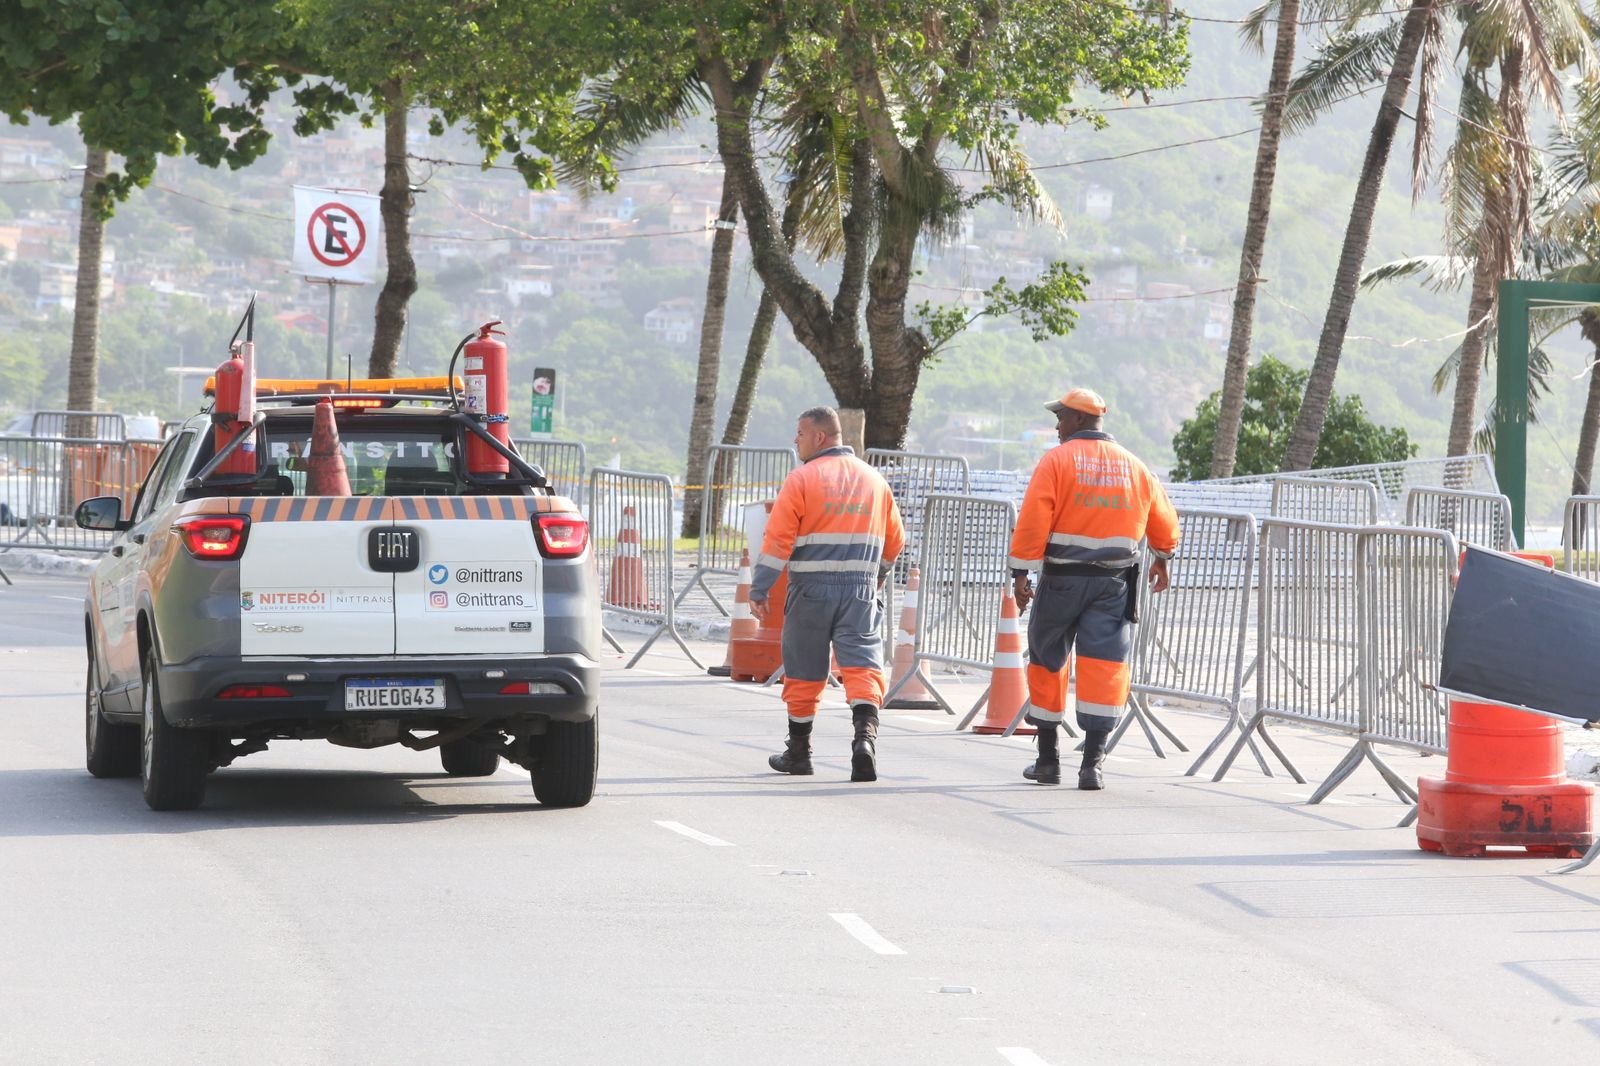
[504,263,554,305]
[643,297,698,345]
[274,309,327,336]
[1082,184,1114,221]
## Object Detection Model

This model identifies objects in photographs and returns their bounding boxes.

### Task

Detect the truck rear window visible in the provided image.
[258,425,465,497]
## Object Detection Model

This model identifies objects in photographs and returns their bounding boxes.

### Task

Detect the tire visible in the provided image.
[440,737,500,777]
[531,711,597,808]
[140,648,211,811]
[84,638,138,778]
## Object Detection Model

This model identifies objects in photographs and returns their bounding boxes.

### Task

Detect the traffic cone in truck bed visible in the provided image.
[306,398,351,497]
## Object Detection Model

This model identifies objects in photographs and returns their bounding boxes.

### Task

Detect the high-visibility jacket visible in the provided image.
[1008,431,1179,572]
[751,446,905,600]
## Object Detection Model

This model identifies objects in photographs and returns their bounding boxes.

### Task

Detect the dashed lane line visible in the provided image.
[653,820,734,847]
[829,912,907,956]
[998,1049,1053,1066]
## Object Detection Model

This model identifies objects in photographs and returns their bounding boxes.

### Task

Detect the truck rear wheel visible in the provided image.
[531,712,597,808]
[141,648,211,811]
[440,738,500,777]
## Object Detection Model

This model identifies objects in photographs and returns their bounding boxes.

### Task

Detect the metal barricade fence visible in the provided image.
[1562,496,1600,581]
[1182,454,1498,522]
[587,468,702,670]
[867,449,971,658]
[511,438,586,506]
[1113,510,1259,771]
[30,410,129,440]
[1404,486,1513,550]
[678,444,797,613]
[1270,476,1379,524]
[0,436,157,554]
[1217,521,1459,810]
[883,493,1015,722]
[1216,519,1363,786]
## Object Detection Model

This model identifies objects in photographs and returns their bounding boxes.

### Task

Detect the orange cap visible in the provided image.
[1045,387,1108,417]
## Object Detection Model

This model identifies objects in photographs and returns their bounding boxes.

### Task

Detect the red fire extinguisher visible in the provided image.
[211,342,257,477]
[463,320,510,478]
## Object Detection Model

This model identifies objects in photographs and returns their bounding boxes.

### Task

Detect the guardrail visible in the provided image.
[1405,486,1513,551]
[1270,476,1380,525]
[588,468,702,670]
[1562,495,1600,582]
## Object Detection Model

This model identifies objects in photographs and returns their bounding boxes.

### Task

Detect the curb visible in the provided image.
[0,549,97,578]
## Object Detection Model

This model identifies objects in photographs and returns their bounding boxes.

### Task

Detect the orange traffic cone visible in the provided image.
[608,505,649,608]
[709,549,757,677]
[306,397,351,497]
[972,589,1035,735]
[885,566,938,709]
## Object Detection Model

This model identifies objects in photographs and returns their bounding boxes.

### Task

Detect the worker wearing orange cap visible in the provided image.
[1008,387,1179,789]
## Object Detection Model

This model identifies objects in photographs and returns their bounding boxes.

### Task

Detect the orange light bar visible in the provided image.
[203,375,464,397]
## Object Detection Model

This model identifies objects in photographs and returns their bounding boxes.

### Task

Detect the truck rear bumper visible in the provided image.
[149,654,600,729]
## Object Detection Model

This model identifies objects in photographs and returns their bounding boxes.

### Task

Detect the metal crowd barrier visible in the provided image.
[1404,486,1514,550]
[587,468,703,670]
[0,436,163,554]
[1113,510,1262,770]
[867,449,971,658]
[29,410,130,439]
[1270,476,1379,524]
[677,444,796,613]
[883,493,1016,723]
[1179,454,1498,523]
[1216,520,1459,808]
[511,438,587,506]
[1562,495,1600,581]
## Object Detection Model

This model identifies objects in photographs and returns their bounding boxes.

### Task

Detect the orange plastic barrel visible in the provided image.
[1444,700,1566,787]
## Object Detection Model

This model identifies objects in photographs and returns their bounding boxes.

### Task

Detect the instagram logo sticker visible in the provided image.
[429,591,449,609]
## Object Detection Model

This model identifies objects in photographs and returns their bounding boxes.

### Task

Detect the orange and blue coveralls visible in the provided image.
[1007,431,1179,730]
[750,446,906,722]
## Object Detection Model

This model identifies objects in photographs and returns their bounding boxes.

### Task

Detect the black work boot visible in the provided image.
[850,703,880,782]
[1023,718,1061,785]
[1079,727,1111,791]
[768,720,814,775]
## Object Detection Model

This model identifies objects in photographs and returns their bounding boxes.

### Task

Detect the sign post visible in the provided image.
[531,367,556,437]
[292,186,381,377]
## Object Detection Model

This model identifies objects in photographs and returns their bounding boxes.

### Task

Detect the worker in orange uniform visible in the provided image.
[749,407,906,782]
[1009,387,1179,790]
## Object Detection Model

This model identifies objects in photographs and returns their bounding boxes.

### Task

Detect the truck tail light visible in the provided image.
[498,681,567,695]
[533,513,588,558]
[217,684,290,699]
[173,515,250,560]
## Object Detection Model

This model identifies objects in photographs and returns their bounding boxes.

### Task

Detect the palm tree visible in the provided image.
[1278,0,1584,470]
[1211,0,1304,478]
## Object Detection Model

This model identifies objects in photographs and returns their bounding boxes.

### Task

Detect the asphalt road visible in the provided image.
[2,572,1598,1064]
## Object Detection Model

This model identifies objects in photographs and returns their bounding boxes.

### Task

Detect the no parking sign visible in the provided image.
[292,186,381,283]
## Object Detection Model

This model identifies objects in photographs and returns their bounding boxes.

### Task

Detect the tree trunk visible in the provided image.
[1446,230,1498,457]
[1573,311,1600,496]
[720,289,777,448]
[718,180,805,449]
[1210,0,1300,479]
[698,52,872,408]
[1281,0,1436,471]
[863,214,927,450]
[369,80,416,379]
[681,175,740,538]
[66,144,108,435]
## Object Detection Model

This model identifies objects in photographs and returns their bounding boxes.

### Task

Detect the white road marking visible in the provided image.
[998,1049,1053,1066]
[829,912,906,955]
[49,596,82,602]
[654,820,733,847]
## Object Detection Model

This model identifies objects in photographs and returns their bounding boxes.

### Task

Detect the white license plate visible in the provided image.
[344,679,446,711]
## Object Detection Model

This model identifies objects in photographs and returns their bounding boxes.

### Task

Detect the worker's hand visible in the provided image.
[1013,574,1034,613]
[1149,558,1171,594]
[749,597,769,623]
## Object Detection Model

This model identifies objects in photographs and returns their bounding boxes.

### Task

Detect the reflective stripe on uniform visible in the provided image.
[788,558,879,574]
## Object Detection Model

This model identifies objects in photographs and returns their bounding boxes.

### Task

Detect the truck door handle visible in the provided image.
[131,533,146,545]
[111,545,125,558]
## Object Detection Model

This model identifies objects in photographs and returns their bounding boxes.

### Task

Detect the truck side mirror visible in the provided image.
[75,496,130,532]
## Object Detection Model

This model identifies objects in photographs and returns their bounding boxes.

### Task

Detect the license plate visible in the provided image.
[344,678,446,711]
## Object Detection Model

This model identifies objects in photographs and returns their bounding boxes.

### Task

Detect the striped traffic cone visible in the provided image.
[306,397,352,497]
[885,566,939,709]
[607,505,649,608]
[709,549,756,677]
[972,589,1036,735]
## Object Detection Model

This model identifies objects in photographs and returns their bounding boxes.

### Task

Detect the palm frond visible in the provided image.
[1411,6,1447,200]
[1281,20,1405,137]
[1434,341,1464,395]
[1361,254,1477,291]
[970,133,1062,231]
[555,73,707,190]
[1239,0,1282,54]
